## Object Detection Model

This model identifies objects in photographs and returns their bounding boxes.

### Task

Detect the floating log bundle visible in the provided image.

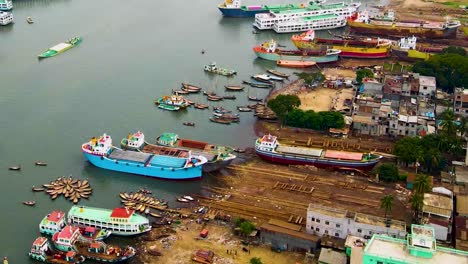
[40,176,93,203]
[119,190,168,214]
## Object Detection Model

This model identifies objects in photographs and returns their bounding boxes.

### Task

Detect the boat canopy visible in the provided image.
[50,43,72,52]
[277,145,323,157]
[324,150,363,161]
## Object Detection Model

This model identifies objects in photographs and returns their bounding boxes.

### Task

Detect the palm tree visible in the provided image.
[413,174,432,194]
[380,195,394,218]
[439,109,457,138]
[410,193,424,223]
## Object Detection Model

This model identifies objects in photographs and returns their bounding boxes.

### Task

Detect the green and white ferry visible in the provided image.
[38,36,82,59]
[67,206,151,236]
[0,0,13,11]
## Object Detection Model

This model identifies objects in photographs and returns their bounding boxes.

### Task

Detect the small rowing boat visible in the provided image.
[35,161,47,166]
[267,69,290,78]
[9,165,20,171]
[225,85,245,91]
[32,187,45,192]
[277,60,316,68]
[183,122,195,126]
[177,197,189,203]
[23,201,36,206]
[183,195,195,201]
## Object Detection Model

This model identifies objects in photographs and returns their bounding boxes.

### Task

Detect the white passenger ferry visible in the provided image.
[273,13,346,33]
[0,0,13,11]
[0,11,13,26]
[254,1,360,30]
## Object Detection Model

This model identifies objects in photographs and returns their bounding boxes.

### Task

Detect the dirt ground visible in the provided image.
[297,88,336,112]
[137,221,304,264]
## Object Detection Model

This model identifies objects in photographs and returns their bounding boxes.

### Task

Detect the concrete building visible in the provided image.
[362,224,468,264]
[318,248,347,264]
[456,195,468,251]
[454,88,468,117]
[418,76,437,98]
[306,204,407,240]
[259,218,319,252]
[421,193,453,241]
[388,114,418,136]
[345,235,367,264]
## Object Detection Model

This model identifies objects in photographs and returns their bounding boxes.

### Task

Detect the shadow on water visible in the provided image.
[0,24,14,33]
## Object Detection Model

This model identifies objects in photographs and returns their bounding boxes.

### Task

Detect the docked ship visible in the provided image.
[255,135,382,171]
[155,132,237,173]
[253,1,360,30]
[291,30,392,58]
[74,239,136,263]
[154,95,190,111]
[0,0,13,11]
[81,133,207,180]
[253,39,341,64]
[218,0,306,17]
[347,10,461,39]
[38,37,82,58]
[0,11,13,26]
[29,237,86,264]
[67,205,151,236]
[273,14,347,33]
[391,36,443,61]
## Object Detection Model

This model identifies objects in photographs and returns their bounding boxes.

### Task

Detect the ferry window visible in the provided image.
[325,221,329,225]
[336,224,341,228]
[357,229,362,233]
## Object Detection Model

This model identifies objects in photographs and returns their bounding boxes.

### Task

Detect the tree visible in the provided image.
[439,109,458,138]
[373,164,399,182]
[250,257,263,264]
[355,69,374,85]
[294,72,324,86]
[413,174,432,194]
[393,137,423,166]
[239,221,256,236]
[442,46,467,56]
[410,193,424,222]
[267,95,301,125]
[380,195,394,218]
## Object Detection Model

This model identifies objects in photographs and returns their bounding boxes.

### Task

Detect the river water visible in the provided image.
[0,0,378,261]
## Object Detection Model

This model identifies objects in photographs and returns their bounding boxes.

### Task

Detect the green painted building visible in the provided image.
[363,225,468,264]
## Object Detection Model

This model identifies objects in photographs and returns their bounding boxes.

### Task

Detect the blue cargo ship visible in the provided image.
[218,0,307,17]
[82,133,207,180]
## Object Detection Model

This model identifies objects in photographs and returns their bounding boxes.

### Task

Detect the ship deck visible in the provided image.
[276,145,323,157]
[109,149,150,163]
[142,144,189,158]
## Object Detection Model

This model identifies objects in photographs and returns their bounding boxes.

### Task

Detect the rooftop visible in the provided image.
[58,225,79,240]
[422,193,453,218]
[457,195,468,216]
[354,213,406,231]
[398,114,418,123]
[68,205,148,224]
[308,203,348,219]
[455,166,468,184]
[259,222,320,242]
[301,14,338,21]
[345,235,367,249]
[267,218,302,232]
[46,210,65,222]
[33,237,47,246]
[318,248,347,264]
[365,235,468,263]
[353,115,375,125]
[419,76,436,87]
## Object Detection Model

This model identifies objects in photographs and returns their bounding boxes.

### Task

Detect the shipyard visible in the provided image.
[1,0,468,262]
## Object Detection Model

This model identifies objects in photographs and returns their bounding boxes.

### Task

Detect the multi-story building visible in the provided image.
[362,225,468,264]
[454,88,468,117]
[422,193,453,241]
[306,204,407,240]
[388,114,418,136]
[418,75,437,98]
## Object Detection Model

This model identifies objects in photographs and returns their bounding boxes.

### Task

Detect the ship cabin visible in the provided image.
[256,134,278,151]
[40,210,66,235]
[30,237,49,255]
[158,132,180,147]
[0,11,13,25]
[0,0,13,11]
[110,207,134,224]
[125,131,145,149]
[83,133,112,156]
[52,225,81,251]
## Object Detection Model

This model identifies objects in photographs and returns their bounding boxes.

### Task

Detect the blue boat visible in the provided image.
[82,133,207,180]
[218,0,306,17]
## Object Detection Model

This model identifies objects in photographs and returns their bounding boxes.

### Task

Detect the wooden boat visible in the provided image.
[242,80,272,88]
[251,76,274,85]
[26,16,33,24]
[203,91,216,96]
[194,103,209,109]
[181,87,201,93]
[223,95,236,100]
[183,195,195,201]
[207,95,223,101]
[172,89,190,95]
[237,107,253,112]
[150,212,162,218]
[248,96,263,102]
[32,187,45,192]
[234,148,246,153]
[277,60,317,68]
[254,74,284,82]
[9,165,21,171]
[213,106,231,113]
[181,83,202,92]
[225,85,244,91]
[209,117,231,125]
[177,197,189,203]
[267,69,290,78]
[35,161,47,166]
[247,103,259,109]
[38,37,82,59]
[183,122,195,126]
[23,201,36,206]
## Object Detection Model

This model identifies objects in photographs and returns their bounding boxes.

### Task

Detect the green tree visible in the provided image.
[413,174,432,194]
[239,221,256,236]
[267,95,301,125]
[250,257,263,264]
[380,195,394,218]
[410,193,424,222]
[294,72,324,85]
[373,164,399,182]
[439,109,458,138]
[355,69,374,84]
[394,137,423,166]
[442,46,467,56]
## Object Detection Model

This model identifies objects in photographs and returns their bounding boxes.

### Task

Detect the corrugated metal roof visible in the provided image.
[259,223,319,242]
[422,193,453,218]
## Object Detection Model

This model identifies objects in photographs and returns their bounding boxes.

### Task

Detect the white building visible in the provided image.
[388,114,418,136]
[306,204,407,240]
[422,193,453,241]
[418,76,436,98]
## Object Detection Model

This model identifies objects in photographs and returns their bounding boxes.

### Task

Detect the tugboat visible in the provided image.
[74,240,136,263]
[29,237,86,264]
[203,62,237,76]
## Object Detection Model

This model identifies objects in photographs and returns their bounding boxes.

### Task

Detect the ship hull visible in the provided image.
[218,6,267,17]
[255,148,380,171]
[253,47,339,63]
[202,158,234,173]
[82,152,203,180]
[292,39,390,58]
[347,20,458,39]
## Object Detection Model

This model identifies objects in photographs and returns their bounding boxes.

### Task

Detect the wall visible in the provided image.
[259,229,317,252]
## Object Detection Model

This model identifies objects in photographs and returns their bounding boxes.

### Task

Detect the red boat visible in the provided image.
[277,60,316,68]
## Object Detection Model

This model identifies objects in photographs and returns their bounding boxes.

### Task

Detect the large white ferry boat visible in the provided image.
[0,0,13,11]
[254,1,360,30]
[273,13,346,33]
[67,205,151,236]
[0,11,13,26]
